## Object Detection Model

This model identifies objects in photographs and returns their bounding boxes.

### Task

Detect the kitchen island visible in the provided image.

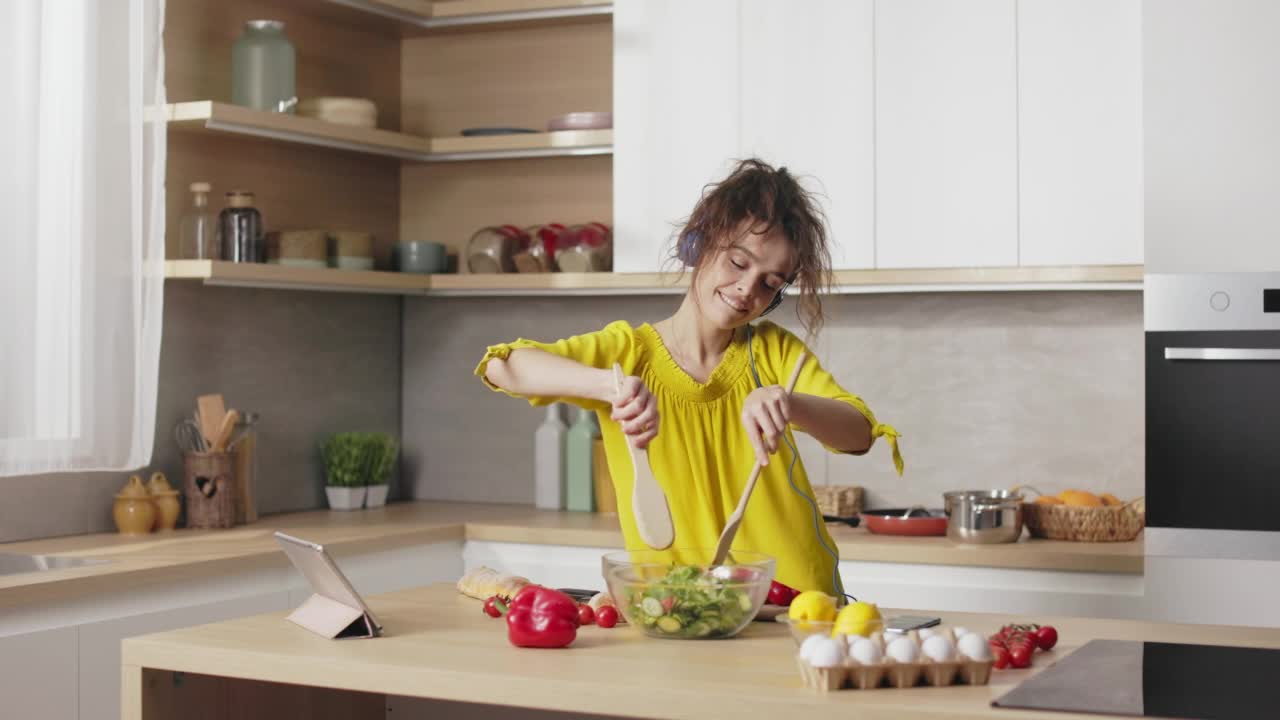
[121,583,1280,720]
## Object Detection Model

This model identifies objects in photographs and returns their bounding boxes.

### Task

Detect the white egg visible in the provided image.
[799,633,828,663]
[921,635,955,663]
[953,626,971,639]
[868,631,886,651]
[917,627,936,640]
[886,636,919,664]
[849,637,884,666]
[957,632,992,661]
[807,637,846,668]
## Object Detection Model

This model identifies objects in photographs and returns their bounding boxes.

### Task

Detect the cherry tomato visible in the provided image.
[991,644,1011,670]
[1036,625,1058,651]
[1009,644,1033,669]
[596,606,619,628]
[767,580,799,607]
[482,596,507,618]
[577,604,595,626]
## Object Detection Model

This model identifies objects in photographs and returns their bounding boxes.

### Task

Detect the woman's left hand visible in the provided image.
[741,385,791,466]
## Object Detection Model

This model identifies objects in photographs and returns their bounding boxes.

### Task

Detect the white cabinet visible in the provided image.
[1144,0,1280,273]
[1018,0,1142,267]
[875,0,1018,269]
[78,592,290,720]
[0,627,78,720]
[739,0,875,270]
[613,0,741,273]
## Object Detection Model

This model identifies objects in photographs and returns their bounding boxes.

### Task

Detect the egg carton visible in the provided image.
[796,655,994,691]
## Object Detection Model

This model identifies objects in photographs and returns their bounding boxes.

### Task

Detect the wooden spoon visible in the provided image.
[711,351,808,567]
[197,394,226,450]
[612,364,674,550]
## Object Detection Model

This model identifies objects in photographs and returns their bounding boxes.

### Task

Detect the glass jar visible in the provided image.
[179,182,218,259]
[231,20,297,113]
[219,191,264,263]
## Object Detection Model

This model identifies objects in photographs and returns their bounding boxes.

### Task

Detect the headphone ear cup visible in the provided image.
[677,231,701,266]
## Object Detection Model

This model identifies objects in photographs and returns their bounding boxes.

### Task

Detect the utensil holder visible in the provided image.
[183,451,237,529]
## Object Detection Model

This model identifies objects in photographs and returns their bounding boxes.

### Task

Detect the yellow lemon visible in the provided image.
[788,591,837,630]
[833,601,883,638]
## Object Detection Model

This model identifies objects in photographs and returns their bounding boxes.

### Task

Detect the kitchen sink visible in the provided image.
[0,552,109,577]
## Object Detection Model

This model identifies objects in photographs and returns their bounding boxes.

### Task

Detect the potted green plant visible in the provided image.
[364,433,398,509]
[320,433,369,510]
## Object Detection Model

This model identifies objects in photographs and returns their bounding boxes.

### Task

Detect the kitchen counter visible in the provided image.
[0,501,1141,609]
[121,582,1280,720]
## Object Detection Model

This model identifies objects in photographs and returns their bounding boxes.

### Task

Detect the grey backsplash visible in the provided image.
[403,291,1143,509]
[0,282,401,544]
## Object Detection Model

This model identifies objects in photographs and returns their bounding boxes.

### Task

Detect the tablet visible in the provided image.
[274,531,382,635]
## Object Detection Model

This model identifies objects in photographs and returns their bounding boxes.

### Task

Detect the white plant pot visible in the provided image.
[326,486,367,511]
[365,484,389,508]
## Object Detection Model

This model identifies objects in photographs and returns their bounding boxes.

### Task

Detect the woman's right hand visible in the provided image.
[611,374,659,449]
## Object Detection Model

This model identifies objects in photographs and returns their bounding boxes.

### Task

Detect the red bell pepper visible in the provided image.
[506,585,579,648]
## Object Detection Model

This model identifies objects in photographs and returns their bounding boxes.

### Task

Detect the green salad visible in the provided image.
[627,565,757,638]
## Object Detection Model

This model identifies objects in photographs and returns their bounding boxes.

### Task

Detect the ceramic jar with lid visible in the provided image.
[146,472,181,532]
[113,475,157,535]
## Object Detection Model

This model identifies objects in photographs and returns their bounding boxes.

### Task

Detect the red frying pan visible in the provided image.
[860,507,948,536]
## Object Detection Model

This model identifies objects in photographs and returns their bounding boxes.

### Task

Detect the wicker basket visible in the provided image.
[183,451,237,529]
[813,485,864,518]
[1023,496,1145,542]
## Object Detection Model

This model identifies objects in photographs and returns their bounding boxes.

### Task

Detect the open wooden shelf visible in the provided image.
[164,102,612,162]
[165,260,430,294]
[165,101,431,160]
[320,0,611,31]
[426,129,612,161]
[166,261,1144,296]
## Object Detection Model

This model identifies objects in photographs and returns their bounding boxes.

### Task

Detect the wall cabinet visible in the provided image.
[614,0,1143,275]
[1018,0,1143,267]
[739,0,875,270]
[1144,0,1280,273]
[613,0,741,273]
[874,0,1018,269]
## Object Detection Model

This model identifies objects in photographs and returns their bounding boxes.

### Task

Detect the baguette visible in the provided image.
[456,566,530,601]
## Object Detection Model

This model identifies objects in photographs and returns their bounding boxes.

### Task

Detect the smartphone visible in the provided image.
[884,615,942,634]
[557,588,600,603]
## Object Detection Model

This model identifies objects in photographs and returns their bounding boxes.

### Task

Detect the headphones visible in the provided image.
[678,231,790,315]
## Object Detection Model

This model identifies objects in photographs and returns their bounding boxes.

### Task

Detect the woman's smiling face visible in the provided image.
[692,223,795,330]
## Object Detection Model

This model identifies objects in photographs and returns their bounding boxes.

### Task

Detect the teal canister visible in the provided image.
[231,20,297,113]
[565,408,599,512]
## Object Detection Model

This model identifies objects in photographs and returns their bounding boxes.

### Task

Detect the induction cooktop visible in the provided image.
[993,639,1280,719]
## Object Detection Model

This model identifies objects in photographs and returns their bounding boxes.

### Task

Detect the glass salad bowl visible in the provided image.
[601,549,775,639]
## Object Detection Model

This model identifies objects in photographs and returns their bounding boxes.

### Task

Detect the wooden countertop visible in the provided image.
[122,583,1280,720]
[0,501,1142,609]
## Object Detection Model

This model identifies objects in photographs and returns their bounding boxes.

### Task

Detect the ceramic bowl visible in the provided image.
[395,241,446,274]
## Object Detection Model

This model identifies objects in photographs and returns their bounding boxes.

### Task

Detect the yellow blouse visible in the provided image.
[475,320,902,595]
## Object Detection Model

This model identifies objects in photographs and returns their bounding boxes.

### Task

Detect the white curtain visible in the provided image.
[0,0,166,476]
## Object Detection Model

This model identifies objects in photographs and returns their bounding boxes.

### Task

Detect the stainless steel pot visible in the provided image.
[943,489,1024,544]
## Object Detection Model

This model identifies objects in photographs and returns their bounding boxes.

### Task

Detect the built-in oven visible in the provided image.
[1146,273,1280,561]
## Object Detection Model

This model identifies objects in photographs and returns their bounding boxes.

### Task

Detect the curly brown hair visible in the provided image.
[670,158,834,340]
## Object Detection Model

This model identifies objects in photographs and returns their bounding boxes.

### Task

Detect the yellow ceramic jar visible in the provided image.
[113,475,157,535]
[146,471,181,532]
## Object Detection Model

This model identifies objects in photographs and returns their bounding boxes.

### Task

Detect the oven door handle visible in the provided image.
[1165,347,1280,361]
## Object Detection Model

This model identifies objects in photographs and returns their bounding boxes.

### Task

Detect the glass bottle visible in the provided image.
[565,408,599,512]
[179,182,218,259]
[219,191,264,263]
[231,20,297,113]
